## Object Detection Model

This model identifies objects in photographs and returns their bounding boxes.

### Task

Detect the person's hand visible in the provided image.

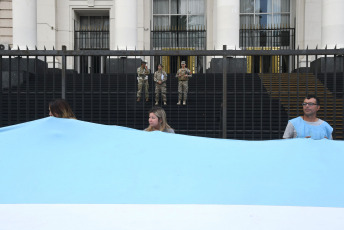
[158,80,162,84]
[305,136,311,138]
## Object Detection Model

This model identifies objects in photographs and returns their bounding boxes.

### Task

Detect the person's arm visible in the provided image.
[283,122,296,139]
[162,71,167,82]
[154,72,158,82]
[144,66,150,75]
[186,68,192,77]
[328,127,333,140]
[176,69,179,78]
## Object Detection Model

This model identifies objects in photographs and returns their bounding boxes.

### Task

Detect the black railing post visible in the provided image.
[62,45,66,99]
[222,45,227,139]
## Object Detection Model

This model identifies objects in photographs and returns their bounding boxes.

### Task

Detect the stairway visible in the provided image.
[226,73,289,140]
[260,73,344,139]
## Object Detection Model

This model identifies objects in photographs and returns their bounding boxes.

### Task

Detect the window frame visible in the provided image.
[240,0,291,27]
[152,0,206,30]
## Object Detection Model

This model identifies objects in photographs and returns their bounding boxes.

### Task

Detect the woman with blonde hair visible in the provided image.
[145,106,174,133]
[49,99,76,119]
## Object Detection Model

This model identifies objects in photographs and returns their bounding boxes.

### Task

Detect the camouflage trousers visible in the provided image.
[137,78,149,99]
[155,83,167,102]
[178,80,188,101]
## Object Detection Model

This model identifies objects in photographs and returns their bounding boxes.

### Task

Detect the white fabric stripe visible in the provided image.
[1,204,343,230]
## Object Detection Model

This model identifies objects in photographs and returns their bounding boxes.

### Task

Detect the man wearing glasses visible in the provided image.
[283,95,333,140]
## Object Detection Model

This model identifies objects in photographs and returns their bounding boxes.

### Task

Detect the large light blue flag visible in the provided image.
[0,117,344,229]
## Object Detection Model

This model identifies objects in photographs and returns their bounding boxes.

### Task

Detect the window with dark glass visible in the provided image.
[239,0,292,49]
[152,0,206,73]
[74,16,109,50]
[152,0,206,49]
[74,15,109,73]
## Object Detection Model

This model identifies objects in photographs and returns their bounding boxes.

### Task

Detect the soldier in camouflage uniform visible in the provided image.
[176,61,192,105]
[137,60,150,102]
[154,64,168,106]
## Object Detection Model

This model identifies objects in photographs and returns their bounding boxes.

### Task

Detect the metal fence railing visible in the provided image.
[1,48,344,140]
[151,26,206,50]
[240,26,295,50]
[74,30,110,50]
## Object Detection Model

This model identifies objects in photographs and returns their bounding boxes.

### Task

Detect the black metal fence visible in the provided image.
[151,26,206,50]
[1,48,344,140]
[240,26,295,50]
[74,30,109,50]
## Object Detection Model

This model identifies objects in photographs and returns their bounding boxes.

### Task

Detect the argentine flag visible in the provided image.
[0,117,344,230]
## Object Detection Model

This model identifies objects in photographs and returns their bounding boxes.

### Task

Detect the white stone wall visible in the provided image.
[295,0,322,50]
[9,0,344,57]
[37,0,56,50]
[136,0,151,67]
[215,0,240,50]
[294,0,322,67]
[0,0,12,47]
[304,0,322,49]
[321,0,344,48]
[206,0,215,68]
[12,0,37,50]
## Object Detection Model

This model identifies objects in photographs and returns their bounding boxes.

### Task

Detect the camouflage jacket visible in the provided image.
[176,68,191,81]
[154,70,168,83]
[137,66,150,78]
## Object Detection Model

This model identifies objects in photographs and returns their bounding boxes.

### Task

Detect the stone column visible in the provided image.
[322,0,344,48]
[215,0,240,50]
[12,0,37,50]
[37,0,56,50]
[114,0,137,50]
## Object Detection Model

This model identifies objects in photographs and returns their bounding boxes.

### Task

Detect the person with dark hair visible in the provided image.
[49,99,76,119]
[154,64,168,106]
[144,106,174,133]
[283,95,333,139]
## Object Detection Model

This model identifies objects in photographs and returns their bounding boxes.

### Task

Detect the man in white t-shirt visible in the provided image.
[283,95,333,140]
